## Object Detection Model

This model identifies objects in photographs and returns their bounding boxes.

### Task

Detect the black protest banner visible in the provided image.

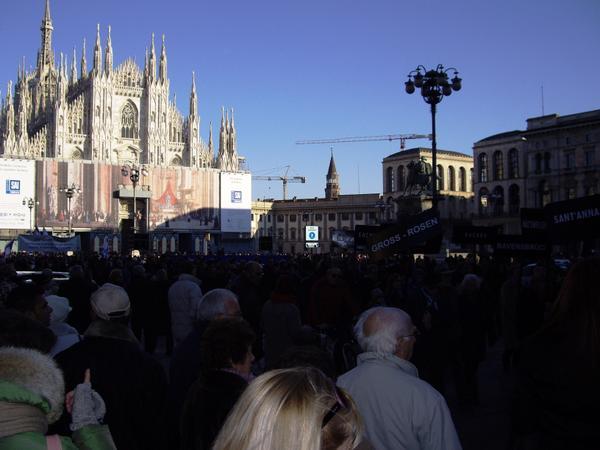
[354,225,381,252]
[452,225,497,244]
[367,209,442,259]
[493,235,549,257]
[544,195,600,243]
[520,208,547,236]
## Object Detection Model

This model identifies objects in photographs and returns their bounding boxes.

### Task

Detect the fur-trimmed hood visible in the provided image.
[0,347,64,423]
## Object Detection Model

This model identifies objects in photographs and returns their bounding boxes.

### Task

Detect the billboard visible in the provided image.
[0,158,36,229]
[35,161,221,232]
[220,172,251,233]
[36,160,122,230]
[148,167,220,231]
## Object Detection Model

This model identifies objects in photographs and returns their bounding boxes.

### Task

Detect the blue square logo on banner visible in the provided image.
[5,180,20,194]
[231,190,242,203]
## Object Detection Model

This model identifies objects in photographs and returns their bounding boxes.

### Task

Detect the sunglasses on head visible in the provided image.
[322,386,347,428]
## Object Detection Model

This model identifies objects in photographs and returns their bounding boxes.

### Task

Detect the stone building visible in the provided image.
[381,147,475,221]
[473,109,600,232]
[251,153,383,253]
[0,0,239,171]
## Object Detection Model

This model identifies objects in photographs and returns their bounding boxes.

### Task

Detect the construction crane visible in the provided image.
[253,166,306,200]
[296,133,432,150]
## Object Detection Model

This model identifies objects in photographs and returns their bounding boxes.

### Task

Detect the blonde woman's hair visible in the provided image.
[212,367,362,450]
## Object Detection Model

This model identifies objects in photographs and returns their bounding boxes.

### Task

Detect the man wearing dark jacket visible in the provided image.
[53,283,168,450]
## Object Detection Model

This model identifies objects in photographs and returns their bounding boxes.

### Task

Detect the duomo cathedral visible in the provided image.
[0,0,240,171]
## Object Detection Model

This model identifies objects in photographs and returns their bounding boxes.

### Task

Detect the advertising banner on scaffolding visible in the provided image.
[0,159,36,230]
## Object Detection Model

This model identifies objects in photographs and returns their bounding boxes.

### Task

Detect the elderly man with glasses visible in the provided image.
[337,306,462,450]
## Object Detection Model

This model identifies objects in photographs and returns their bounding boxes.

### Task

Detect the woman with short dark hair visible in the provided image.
[179,318,255,450]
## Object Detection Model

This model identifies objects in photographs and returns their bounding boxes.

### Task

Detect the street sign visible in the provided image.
[305,225,319,242]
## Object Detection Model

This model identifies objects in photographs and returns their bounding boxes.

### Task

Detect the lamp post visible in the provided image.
[22,197,39,232]
[121,164,148,233]
[59,184,81,237]
[405,64,462,209]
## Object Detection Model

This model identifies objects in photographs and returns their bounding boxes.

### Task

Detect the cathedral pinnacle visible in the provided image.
[37,0,54,72]
[189,71,198,117]
[148,33,156,81]
[105,25,113,75]
[71,47,77,84]
[159,34,167,82]
[93,24,102,74]
[81,38,87,78]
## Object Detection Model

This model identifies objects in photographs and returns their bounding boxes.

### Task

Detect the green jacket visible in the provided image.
[0,381,116,450]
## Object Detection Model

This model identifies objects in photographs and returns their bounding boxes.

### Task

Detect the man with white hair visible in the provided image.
[337,306,461,450]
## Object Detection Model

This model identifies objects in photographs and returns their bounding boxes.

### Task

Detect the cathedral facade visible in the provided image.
[0,0,240,172]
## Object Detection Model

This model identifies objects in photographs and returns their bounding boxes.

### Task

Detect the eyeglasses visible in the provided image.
[322,386,347,428]
[398,328,420,340]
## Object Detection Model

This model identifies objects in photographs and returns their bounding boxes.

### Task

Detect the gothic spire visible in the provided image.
[189,71,198,117]
[80,38,87,78]
[230,108,235,130]
[327,148,338,177]
[37,0,55,73]
[159,34,167,82]
[70,47,77,84]
[93,24,102,74]
[208,121,214,152]
[104,25,113,75]
[325,148,340,200]
[148,33,156,81]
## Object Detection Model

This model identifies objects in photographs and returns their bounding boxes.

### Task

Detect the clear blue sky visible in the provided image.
[1,0,599,200]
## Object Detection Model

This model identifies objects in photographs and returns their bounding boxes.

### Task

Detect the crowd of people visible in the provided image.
[0,250,598,450]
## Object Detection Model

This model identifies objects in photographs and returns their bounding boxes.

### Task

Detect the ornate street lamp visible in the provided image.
[59,184,81,237]
[121,164,148,233]
[405,64,462,208]
[22,197,39,233]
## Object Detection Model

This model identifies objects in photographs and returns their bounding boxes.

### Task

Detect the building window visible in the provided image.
[566,186,577,200]
[492,185,504,216]
[341,212,349,221]
[508,184,519,214]
[397,166,405,192]
[328,227,335,239]
[267,215,271,223]
[478,153,488,183]
[459,167,467,192]
[479,187,489,216]
[121,101,139,139]
[355,212,363,220]
[250,214,254,221]
[368,212,376,220]
[448,166,456,191]
[290,228,296,240]
[535,153,542,174]
[493,151,504,180]
[328,213,336,221]
[289,214,297,222]
[508,148,519,178]
[544,153,551,173]
[315,213,323,221]
[277,214,284,223]
[539,180,551,207]
[277,228,284,239]
[564,150,576,169]
[584,185,596,196]
[302,213,309,221]
[437,165,444,191]
[386,167,394,192]
[585,148,595,166]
